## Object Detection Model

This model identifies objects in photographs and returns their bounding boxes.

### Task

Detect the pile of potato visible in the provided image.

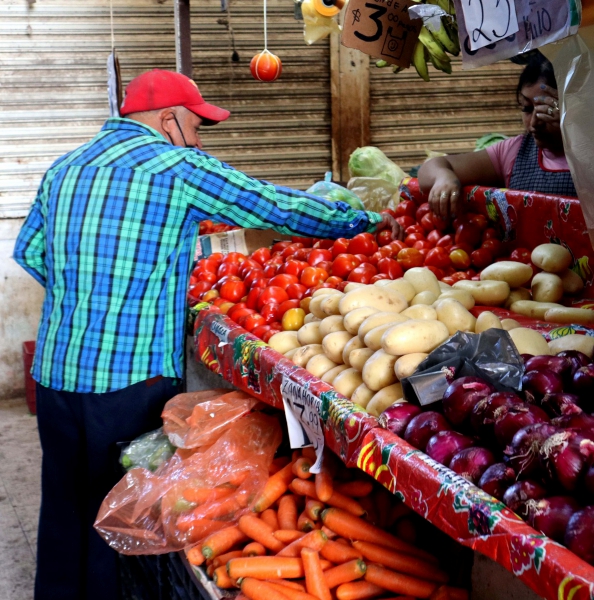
[266,265,594,417]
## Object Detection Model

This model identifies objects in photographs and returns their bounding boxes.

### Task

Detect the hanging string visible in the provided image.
[109,0,115,50]
[263,0,268,51]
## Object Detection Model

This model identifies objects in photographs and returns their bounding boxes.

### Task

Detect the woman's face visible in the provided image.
[519,79,564,153]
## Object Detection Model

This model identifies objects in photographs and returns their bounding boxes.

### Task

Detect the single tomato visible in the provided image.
[269,273,299,289]
[470,248,494,269]
[420,213,436,233]
[331,238,350,258]
[301,266,329,287]
[251,324,271,339]
[450,248,471,270]
[242,312,267,332]
[405,232,426,246]
[436,234,454,249]
[415,202,431,223]
[424,247,450,269]
[347,263,378,284]
[271,241,291,254]
[331,254,361,278]
[257,286,289,310]
[397,248,424,270]
[396,216,416,230]
[426,230,441,247]
[260,303,280,324]
[482,227,499,242]
[325,275,343,287]
[313,239,334,250]
[377,257,404,279]
[292,236,314,248]
[348,233,378,256]
[263,263,280,278]
[286,283,307,300]
[308,249,333,266]
[405,224,425,236]
[395,199,417,219]
[245,287,262,309]
[238,258,262,278]
[482,238,503,258]
[467,213,488,231]
[217,262,240,278]
[425,266,445,280]
[455,222,482,249]
[251,247,271,265]
[377,229,393,247]
[282,308,306,331]
[510,247,532,264]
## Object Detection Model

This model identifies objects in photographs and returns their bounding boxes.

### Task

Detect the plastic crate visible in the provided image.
[22,341,36,415]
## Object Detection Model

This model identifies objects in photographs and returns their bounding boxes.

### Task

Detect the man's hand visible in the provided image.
[428,173,462,221]
[377,213,404,241]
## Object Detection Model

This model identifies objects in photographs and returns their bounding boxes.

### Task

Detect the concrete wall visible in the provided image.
[0,219,44,399]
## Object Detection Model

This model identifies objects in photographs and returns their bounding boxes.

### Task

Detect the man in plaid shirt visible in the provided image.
[14,69,401,599]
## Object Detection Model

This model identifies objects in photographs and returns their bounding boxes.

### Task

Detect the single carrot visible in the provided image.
[274,530,305,544]
[226,471,249,487]
[243,542,267,557]
[201,525,249,559]
[266,579,306,592]
[213,565,237,589]
[292,458,313,480]
[321,508,437,562]
[186,546,205,566]
[183,486,235,504]
[213,550,244,568]
[305,499,325,521]
[301,548,332,600]
[324,559,367,589]
[335,581,385,600]
[199,492,249,520]
[319,559,333,571]
[335,480,374,498]
[336,538,351,546]
[176,513,220,533]
[315,453,334,502]
[301,447,317,461]
[278,529,328,557]
[321,525,337,539]
[320,540,362,564]
[228,557,304,580]
[254,462,296,512]
[364,563,438,599]
[262,508,280,531]
[238,515,286,553]
[297,511,315,532]
[430,586,469,600]
[278,495,299,531]
[290,480,366,517]
[352,541,448,583]
[266,581,320,600]
[241,578,292,600]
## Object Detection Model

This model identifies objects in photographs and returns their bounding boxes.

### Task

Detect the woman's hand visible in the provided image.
[377,212,404,241]
[533,85,561,130]
[428,172,462,221]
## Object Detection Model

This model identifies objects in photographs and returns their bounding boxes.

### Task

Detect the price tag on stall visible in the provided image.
[281,375,325,474]
[459,0,519,51]
[341,0,422,68]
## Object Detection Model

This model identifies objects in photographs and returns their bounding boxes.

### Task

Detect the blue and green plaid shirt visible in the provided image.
[14,118,381,393]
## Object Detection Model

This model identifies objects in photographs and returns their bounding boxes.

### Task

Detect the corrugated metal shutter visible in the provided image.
[0,0,331,218]
[370,57,524,174]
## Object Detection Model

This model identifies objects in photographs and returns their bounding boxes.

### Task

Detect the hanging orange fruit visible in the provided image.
[250,50,282,82]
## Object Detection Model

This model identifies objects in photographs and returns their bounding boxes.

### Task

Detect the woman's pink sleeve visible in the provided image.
[485,135,523,187]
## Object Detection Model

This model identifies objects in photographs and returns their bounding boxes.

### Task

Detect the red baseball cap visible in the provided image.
[120,69,230,125]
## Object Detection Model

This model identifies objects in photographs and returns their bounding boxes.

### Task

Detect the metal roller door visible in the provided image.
[369,58,524,174]
[0,0,332,218]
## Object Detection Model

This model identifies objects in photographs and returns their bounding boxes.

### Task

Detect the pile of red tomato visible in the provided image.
[188,200,533,342]
[199,220,238,235]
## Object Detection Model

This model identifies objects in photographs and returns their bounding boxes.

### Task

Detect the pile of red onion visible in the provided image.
[377,350,594,565]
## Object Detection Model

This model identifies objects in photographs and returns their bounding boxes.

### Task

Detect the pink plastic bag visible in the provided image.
[95,412,282,554]
[161,390,258,449]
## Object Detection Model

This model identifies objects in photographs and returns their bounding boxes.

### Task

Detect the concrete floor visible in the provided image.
[0,397,40,600]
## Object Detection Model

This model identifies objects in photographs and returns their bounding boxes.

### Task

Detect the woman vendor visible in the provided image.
[418,53,577,220]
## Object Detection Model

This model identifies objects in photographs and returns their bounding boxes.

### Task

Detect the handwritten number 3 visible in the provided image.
[355,3,388,43]
[492,0,511,38]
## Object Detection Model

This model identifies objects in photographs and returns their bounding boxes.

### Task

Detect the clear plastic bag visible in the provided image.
[120,428,174,473]
[301,0,340,44]
[307,172,365,210]
[346,177,400,213]
[401,329,525,407]
[161,390,258,449]
[348,146,407,188]
[95,412,282,555]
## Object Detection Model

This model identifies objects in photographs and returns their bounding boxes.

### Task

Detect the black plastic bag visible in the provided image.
[401,329,524,407]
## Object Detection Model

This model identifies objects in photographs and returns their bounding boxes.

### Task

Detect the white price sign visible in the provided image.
[460,0,519,51]
[281,375,325,474]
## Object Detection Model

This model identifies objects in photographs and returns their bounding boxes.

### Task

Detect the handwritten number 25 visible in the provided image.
[355,3,388,43]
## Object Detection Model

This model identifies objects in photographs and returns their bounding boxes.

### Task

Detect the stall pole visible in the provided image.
[174,0,193,77]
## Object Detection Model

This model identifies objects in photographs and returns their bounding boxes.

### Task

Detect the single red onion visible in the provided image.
[527,496,581,543]
[552,413,594,434]
[557,350,591,378]
[540,432,594,492]
[540,393,582,418]
[565,507,594,566]
[522,369,564,404]
[520,353,534,362]
[470,392,521,441]
[503,480,547,519]
[442,377,495,429]
[378,403,422,437]
[524,355,572,379]
[478,463,517,501]
[425,431,475,466]
[449,447,495,484]
[504,423,559,479]
[494,403,550,448]
[404,412,451,451]
[572,364,594,412]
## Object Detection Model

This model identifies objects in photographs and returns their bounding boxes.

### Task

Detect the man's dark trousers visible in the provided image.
[34,376,182,600]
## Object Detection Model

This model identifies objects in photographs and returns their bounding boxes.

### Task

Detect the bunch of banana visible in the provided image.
[374,0,460,82]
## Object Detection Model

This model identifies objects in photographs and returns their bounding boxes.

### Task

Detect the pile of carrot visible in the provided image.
[184,448,468,600]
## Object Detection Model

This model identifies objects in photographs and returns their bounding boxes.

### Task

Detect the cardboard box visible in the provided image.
[194,228,291,260]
